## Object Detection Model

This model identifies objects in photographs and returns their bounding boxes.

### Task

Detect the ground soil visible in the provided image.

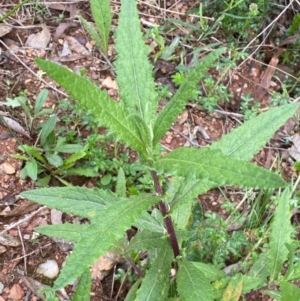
[0,0,299,300]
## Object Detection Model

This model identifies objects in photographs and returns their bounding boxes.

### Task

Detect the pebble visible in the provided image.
[36,260,59,279]
[0,234,20,247]
[0,162,15,175]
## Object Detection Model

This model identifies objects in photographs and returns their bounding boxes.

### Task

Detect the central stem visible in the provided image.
[151,171,180,257]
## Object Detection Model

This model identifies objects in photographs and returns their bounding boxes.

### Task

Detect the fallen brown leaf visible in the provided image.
[25,24,51,49]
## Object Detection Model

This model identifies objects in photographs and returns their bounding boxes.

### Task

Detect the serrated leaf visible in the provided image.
[177,259,214,301]
[77,15,105,54]
[156,147,286,189]
[35,60,148,158]
[153,48,226,146]
[211,103,299,161]
[135,240,173,301]
[36,223,88,243]
[52,194,159,290]
[269,188,294,281]
[166,177,213,229]
[127,230,167,253]
[115,0,158,126]
[34,89,48,117]
[21,187,119,218]
[90,0,111,54]
[40,116,56,146]
[72,269,91,301]
[134,209,165,233]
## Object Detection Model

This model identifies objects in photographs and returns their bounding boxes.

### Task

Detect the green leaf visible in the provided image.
[25,160,38,181]
[190,262,225,281]
[153,48,226,146]
[11,154,28,161]
[269,188,294,281]
[35,175,51,187]
[280,281,300,301]
[124,279,141,301]
[45,153,63,167]
[19,145,46,164]
[100,174,111,185]
[166,177,213,229]
[54,144,84,153]
[127,230,167,253]
[72,269,91,301]
[177,258,214,301]
[210,103,299,161]
[134,209,165,233]
[135,240,173,301]
[34,89,48,117]
[40,115,56,146]
[64,168,99,177]
[116,167,126,197]
[62,151,86,169]
[89,0,111,54]
[21,187,118,218]
[52,194,159,290]
[34,108,54,119]
[77,15,106,55]
[221,273,243,301]
[156,147,286,189]
[284,244,300,281]
[35,60,148,158]
[115,0,158,126]
[5,96,23,108]
[36,223,88,243]
[248,253,269,285]
[242,275,263,294]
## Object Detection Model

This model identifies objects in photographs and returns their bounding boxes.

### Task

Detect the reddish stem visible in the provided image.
[151,171,180,257]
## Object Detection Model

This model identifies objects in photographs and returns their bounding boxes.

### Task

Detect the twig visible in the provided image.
[1,206,47,234]
[0,40,68,98]
[214,110,244,119]
[18,225,27,275]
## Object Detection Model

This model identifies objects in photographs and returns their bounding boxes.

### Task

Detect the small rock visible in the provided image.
[0,234,20,247]
[36,260,59,279]
[0,162,15,175]
[91,252,123,281]
[0,246,6,253]
[0,281,3,293]
[9,284,24,301]
[102,76,118,90]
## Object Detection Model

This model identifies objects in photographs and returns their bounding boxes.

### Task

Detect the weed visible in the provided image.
[20,0,300,300]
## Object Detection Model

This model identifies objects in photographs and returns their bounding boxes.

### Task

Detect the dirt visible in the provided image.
[0,0,299,300]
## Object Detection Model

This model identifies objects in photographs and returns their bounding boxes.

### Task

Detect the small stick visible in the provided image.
[18,225,27,275]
